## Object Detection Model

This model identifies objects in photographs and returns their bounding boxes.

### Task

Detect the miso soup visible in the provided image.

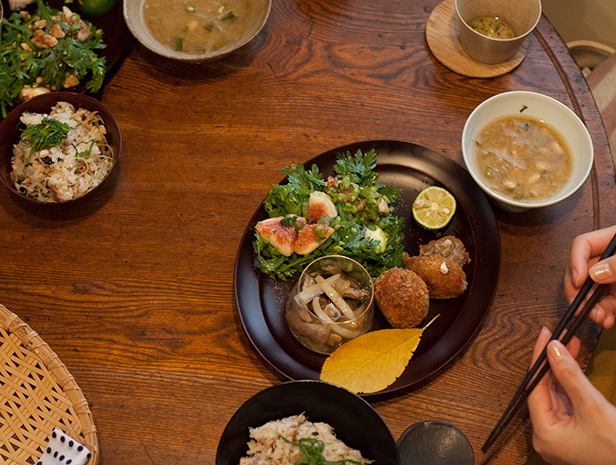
[469,16,515,39]
[143,0,254,55]
[473,116,572,202]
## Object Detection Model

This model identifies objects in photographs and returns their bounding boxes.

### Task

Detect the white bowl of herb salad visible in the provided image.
[0,91,121,204]
[0,0,112,118]
[123,0,271,62]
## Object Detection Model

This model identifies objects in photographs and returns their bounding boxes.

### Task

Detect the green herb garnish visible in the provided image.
[282,437,361,465]
[0,0,107,118]
[520,105,528,113]
[222,11,236,20]
[254,149,405,280]
[20,117,70,161]
[72,139,96,159]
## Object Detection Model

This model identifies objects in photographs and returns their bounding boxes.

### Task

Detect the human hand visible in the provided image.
[527,327,616,465]
[564,225,616,328]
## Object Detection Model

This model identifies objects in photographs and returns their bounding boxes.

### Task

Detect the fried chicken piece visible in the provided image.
[374,267,429,328]
[419,235,470,267]
[403,254,467,299]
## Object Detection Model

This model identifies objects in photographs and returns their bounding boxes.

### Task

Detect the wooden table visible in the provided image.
[0,0,614,464]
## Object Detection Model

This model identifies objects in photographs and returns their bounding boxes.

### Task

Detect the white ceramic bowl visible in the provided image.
[461,91,594,212]
[123,0,271,62]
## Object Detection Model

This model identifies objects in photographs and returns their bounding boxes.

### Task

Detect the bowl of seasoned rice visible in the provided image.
[0,92,121,204]
[216,380,400,465]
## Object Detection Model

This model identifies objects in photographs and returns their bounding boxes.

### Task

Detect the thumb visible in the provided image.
[546,340,594,405]
[590,256,616,284]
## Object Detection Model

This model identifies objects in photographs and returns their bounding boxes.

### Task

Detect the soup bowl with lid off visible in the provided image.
[461,91,593,213]
[123,0,271,62]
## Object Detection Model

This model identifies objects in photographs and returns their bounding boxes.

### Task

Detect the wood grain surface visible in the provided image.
[0,0,615,464]
[426,0,529,78]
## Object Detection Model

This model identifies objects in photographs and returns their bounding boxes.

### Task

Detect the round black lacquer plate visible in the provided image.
[234,140,501,398]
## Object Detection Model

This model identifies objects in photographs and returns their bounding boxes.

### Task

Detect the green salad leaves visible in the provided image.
[254,149,405,280]
[0,0,107,117]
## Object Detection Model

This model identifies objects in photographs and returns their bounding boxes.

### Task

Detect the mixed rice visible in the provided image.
[239,413,370,465]
[11,101,114,202]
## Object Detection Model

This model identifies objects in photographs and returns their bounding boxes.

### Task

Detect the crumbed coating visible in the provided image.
[374,267,430,329]
[403,254,467,299]
[419,235,470,267]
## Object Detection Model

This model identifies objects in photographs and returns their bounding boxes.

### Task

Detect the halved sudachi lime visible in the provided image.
[412,186,456,230]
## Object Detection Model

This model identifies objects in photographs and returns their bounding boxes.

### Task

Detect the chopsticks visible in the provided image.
[482,231,616,453]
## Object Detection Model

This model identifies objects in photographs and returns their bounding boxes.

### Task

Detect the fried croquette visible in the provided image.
[419,235,470,267]
[374,267,430,328]
[403,254,467,299]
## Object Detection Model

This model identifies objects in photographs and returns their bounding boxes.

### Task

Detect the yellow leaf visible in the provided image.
[320,327,426,394]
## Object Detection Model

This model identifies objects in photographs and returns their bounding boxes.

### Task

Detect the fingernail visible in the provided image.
[548,340,563,360]
[572,268,579,286]
[590,263,613,283]
[540,326,550,336]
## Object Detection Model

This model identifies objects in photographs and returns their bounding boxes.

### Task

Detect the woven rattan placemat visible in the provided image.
[0,305,98,465]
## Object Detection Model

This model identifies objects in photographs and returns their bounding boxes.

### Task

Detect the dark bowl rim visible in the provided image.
[0,92,122,205]
[216,380,399,465]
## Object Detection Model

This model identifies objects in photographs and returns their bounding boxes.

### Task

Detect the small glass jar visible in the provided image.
[285,255,374,354]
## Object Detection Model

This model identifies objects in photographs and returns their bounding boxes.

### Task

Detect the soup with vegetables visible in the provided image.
[473,116,572,202]
[143,0,253,54]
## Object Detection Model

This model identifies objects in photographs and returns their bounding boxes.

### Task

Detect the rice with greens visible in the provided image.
[239,414,369,465]
[11,101,114,202]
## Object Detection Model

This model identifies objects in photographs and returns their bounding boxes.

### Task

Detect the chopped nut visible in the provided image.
[20,42,32,51]
[50,24,65,39]
[35,76,44,84]
[43,35,58,48]
[32,30,58,49]
[63,74,80,88]
[34,20,47,29]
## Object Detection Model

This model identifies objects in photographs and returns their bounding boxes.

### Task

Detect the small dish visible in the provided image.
[216,380,399,465]
[285,255,375,354]
[0,92,121,204]
[123,0,271,62]
[461,91,593,212]
[397,421,473,465]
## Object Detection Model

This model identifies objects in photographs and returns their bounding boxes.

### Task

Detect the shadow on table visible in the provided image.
[0,162,121,223]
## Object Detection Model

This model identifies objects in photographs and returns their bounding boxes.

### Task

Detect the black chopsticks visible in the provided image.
[482,231,616,453]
